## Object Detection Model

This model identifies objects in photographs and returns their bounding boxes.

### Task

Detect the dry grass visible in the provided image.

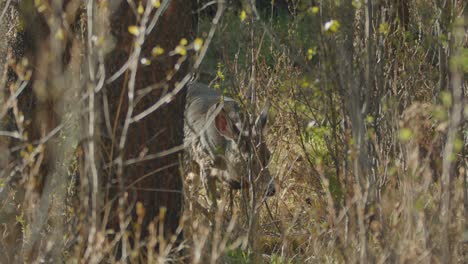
[0,1,467,263]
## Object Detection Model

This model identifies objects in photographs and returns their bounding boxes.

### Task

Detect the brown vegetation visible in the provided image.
[0,0,466,263]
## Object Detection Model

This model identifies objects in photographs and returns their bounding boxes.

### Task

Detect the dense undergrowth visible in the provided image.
[191,1,467,263]
[0,1,466,263]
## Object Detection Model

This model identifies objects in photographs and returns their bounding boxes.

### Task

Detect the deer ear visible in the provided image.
[215,108,236,139]
[255,99,270,135]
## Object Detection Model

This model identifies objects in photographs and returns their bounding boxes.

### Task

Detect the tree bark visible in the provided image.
[1,0,194,261]
[105,0,193,240]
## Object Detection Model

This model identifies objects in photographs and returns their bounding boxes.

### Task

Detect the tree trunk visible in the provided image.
[104,0,193,242]
[1,0,194,261]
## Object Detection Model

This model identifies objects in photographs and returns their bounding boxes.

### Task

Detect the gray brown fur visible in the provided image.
[184,82,275,196]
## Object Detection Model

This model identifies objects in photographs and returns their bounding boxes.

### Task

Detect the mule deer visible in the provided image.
[184,82,276,201]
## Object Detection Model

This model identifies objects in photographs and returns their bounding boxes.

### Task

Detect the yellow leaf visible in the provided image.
[179,38,188,46]
[128,26,140,36]
[151,45,165,56]
[153,0,161,8]
[136,202,145,218]
[378,22,389,35]
[352,0,362,9]
[324,20,340,33]
[239,10,247,22]
[137,3,144,14]
[193,38,203,51]
[307,48,315,60]
[175,45,187,56]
